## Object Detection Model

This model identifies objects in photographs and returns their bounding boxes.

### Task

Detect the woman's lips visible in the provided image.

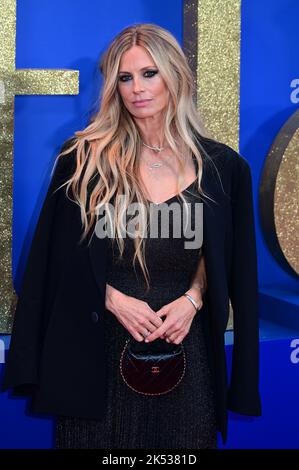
[132,99,152,107]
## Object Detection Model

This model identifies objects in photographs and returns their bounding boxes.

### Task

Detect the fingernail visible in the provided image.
[145,339,149,343]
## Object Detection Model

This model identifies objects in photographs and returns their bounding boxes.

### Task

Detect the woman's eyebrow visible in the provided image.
[118,65,156,73]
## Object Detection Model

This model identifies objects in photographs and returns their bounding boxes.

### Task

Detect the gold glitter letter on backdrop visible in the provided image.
[0,0,79,332]
[259,109,299,278]
[184,0,241,150]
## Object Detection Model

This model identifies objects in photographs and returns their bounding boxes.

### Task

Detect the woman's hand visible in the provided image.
[105,284,163,342]
[144,294,203,345]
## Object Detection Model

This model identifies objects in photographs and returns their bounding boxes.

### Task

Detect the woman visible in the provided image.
[1,23,261,449]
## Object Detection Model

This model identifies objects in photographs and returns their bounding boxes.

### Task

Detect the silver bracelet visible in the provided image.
[183,293,199,312]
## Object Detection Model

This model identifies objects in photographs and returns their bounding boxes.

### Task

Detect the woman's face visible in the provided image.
[117,45,169,119]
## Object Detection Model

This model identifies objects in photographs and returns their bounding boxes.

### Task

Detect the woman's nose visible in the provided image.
[132,77,144,92]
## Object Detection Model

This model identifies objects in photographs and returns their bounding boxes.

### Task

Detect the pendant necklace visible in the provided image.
[142,141,165,152]
[141,141,166,171]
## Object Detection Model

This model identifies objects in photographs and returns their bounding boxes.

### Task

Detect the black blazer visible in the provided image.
[1,135,262,444]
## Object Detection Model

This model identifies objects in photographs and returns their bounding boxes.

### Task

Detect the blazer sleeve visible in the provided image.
[227,154,262,416]
[0,140,76,396]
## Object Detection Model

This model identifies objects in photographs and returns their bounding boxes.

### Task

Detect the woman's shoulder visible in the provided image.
[52,136,83,179]
[56,137,78,167]
[196,134,252,175]
[50,137,79,190]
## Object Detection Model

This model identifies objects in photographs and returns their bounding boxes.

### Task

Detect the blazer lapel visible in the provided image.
[201,161,230,333]
[88,229,109,301]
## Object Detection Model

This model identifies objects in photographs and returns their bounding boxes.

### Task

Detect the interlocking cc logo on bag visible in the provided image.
[120,338,186,396]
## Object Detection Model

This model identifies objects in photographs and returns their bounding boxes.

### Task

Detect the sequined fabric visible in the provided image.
[55,182,218,449]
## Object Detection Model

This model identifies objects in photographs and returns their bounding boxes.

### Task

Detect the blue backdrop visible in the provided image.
[0,0,298,449]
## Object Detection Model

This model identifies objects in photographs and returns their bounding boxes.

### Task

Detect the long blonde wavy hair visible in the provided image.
[56,23,220,291]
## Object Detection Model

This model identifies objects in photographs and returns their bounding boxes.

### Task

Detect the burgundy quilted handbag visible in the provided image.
[119,337,186,396]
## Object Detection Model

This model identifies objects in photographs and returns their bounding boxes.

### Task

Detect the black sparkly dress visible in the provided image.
[55,178,218,449]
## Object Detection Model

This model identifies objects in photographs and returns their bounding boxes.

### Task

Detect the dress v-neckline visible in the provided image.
[146,177,197,205]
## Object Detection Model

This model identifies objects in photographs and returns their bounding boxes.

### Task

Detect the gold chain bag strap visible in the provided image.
[119,337,186,396]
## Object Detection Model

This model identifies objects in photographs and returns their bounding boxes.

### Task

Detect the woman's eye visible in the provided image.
[144,70,158,78]
[118,70,158,82]
[118,75,132,82]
